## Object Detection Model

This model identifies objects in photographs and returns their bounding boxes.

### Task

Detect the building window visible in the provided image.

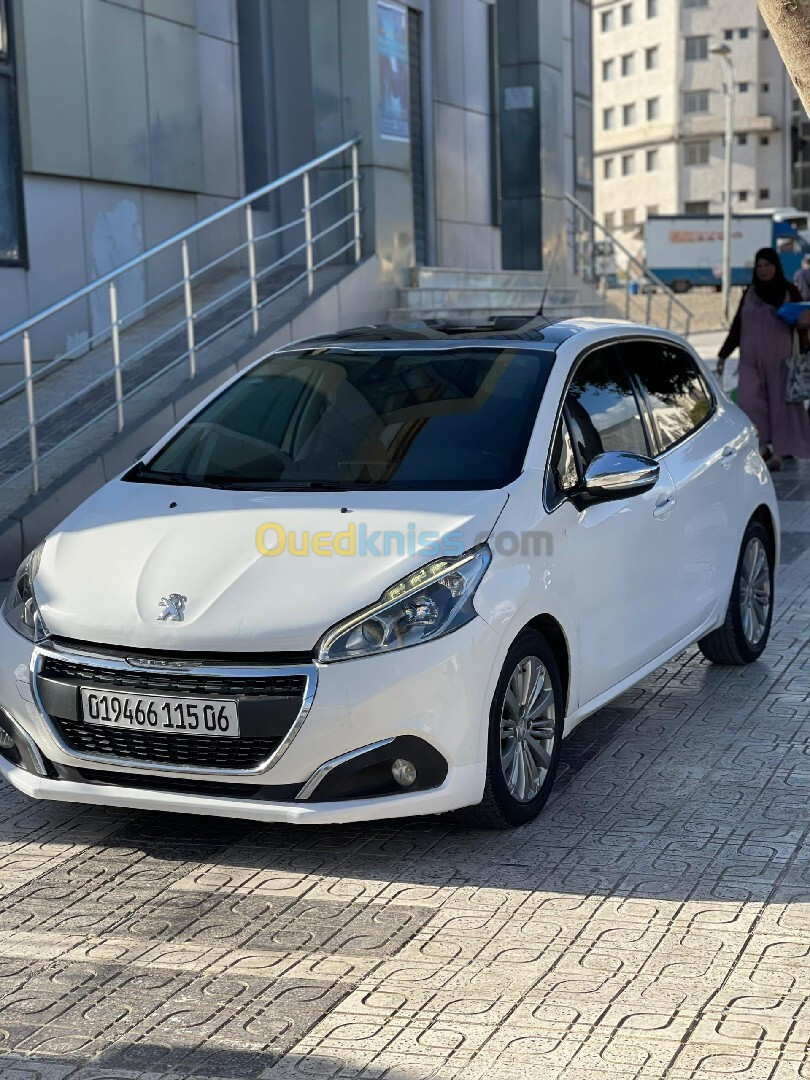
[762,82,770,93]
[737,190,748,202]
[623,103,637,126]
[724,29,733,41]
[621,53,635,77]
[760,135,770,146]
[760,188,770,200]
[685,200,710,213]
[602,59,616,81]
[683,0,708,7]
[0,0,25,267]
[647,0,658,15]
[603,157,615,179]
[646,97,661,121]
[645,46,660,70]
[739,27,749,39]
[646,148,659,171]
[621,3,633,27]
[603,107,616,130]
[622,208,637,228]
[647,205,659,217]
[604,211,616,230]
[622,153,636,176]
[601,9,615,32]
[684,140,711,165]
[738,82,750,93]
[737,133,748,146]
[684,90,710,114]
[685,36,709,61]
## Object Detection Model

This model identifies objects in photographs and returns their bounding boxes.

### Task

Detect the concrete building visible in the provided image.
[0,0,592,380]
[592,0,793,247]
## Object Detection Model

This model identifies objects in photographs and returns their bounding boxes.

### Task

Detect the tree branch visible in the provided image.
[758,0,810,118]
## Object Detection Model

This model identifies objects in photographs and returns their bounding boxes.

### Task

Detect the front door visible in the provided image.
[624,338,741,635]
[548,344,683,708]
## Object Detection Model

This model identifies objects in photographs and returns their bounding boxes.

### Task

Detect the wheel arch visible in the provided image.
[750,503,778,561]
[525,614,571,716]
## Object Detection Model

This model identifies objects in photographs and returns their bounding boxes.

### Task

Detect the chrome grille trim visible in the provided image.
[30,641,318,778]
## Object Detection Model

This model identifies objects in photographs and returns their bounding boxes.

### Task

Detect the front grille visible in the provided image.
[53,717,280,770]
[36,653,311,772]
[40,657,306,698]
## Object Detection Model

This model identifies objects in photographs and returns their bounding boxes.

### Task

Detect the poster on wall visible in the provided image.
[378,0,409,142]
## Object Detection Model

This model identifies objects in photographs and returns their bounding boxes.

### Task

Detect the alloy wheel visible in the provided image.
[739,536,771,647]
[499,655,556,804]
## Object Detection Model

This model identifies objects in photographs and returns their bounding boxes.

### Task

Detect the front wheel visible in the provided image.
[699,520,775,665]
[455,629,564,828]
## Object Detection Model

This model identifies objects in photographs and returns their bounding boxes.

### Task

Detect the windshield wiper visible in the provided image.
[215,480,393,491]
[125,468,232,490]
[125,465,392,492]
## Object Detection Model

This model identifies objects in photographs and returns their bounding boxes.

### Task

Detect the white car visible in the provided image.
[0,317,778,828]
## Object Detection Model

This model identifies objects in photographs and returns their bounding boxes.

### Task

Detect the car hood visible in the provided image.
[36,480,508,653]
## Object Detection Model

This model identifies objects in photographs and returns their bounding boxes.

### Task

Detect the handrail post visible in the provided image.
[108,282,125,433]
[181,239,196,378]
[22,331,40,495]
[303,171,315,296]
[351,143,362,263]
[645,289,653,326]
[666,293,673,331]
[246,204,260,335]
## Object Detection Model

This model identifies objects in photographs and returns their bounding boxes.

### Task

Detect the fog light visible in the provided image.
[391,758,417,788]
[0,730,14,750]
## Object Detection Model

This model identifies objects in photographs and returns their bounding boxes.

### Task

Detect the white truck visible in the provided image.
[645,211,810,292]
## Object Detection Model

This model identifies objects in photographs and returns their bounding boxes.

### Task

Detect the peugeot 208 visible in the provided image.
[0,317,778,827]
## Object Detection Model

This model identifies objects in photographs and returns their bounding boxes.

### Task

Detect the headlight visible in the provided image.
[3,545,48,643]
[317,545,491,663]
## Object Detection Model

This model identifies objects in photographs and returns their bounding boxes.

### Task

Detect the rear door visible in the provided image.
[624,338,741,636]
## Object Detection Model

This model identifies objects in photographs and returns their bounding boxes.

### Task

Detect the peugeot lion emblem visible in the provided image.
[157,593,187,623]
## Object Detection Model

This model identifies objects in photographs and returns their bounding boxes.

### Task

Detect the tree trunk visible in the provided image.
[758,0,810,118]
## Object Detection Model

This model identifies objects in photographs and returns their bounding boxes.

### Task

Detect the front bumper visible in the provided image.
[0,614,501,822]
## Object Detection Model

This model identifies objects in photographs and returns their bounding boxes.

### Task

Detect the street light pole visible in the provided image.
[711,44,736,326]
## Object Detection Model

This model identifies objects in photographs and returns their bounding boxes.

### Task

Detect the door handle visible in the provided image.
[721,446,738,469]
[653,494,677,519]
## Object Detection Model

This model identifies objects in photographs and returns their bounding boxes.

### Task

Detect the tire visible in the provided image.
[455,629,564,829]
[671,279,692,294]
[698,520,775,665]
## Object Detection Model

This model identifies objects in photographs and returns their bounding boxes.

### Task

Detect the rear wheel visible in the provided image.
[455,629,563,828]
[699,521,774,665]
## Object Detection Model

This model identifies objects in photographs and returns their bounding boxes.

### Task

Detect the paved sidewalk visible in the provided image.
[0,466,809,1080]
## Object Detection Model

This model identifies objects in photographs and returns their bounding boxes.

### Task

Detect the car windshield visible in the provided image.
[130,346,554,491]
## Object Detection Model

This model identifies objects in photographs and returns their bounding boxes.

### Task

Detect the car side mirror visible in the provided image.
[572,451,660,510]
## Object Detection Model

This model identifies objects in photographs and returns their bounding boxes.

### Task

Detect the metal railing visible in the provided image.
[0,137,363,499]
[565,193,693,338]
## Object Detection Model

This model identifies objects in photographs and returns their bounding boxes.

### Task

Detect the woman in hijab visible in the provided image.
[718,247,810,471]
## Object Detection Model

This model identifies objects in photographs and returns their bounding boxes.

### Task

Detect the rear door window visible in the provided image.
[625,340,713,453]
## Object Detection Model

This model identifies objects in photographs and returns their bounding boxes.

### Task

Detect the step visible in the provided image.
[388,302,609,323]
[399,286,581,310]
[410,267,551,290]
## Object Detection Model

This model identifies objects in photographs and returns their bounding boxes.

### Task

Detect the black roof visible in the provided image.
[283,315,583,349]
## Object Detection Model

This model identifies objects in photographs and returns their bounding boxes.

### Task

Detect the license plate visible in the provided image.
[79,688,239,737]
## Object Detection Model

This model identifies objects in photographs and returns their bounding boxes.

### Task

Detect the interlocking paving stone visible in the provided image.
[1,464,810,1079]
